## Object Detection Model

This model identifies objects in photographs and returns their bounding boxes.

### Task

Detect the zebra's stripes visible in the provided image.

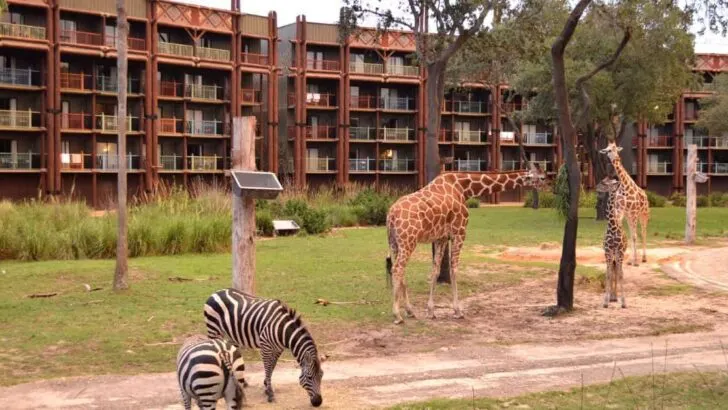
[176,334,246,410]
[204,288,324,407]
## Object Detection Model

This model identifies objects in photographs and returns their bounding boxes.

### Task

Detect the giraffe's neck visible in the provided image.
[456,171,529,199]
[611,157,637,190]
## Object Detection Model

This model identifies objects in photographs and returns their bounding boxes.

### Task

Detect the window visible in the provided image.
[158,32,169,43]
[9,13,24,25]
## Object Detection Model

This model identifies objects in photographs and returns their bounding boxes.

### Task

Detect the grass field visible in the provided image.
[392,371,728,409]
[1,207,727,386]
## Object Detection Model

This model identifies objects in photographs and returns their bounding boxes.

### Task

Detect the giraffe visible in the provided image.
[600,178,628,308]
[599,142,650,266]
[385,169,547,324]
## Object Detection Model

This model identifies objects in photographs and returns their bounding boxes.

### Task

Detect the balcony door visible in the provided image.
[97,142,118,169]
[60,19,76,43]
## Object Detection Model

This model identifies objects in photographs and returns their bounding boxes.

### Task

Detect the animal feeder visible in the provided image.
[230,170,283,200]
[273,220,301,236]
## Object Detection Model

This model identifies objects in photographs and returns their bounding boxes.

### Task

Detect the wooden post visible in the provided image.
[685,144,708,245]
[232,116,257,293]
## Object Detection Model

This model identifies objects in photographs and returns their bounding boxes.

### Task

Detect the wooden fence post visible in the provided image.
[685,144,708,245]
[232,116,257,293]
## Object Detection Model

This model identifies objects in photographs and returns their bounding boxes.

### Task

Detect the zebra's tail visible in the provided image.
[386,224,397,289]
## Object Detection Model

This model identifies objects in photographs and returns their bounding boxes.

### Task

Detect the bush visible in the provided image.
[302,207,330,235]
[579,191,597,209]
[283,199,310,219]
[524,190,556,208]
[465,197,480,209]
[350,189,393,226]
[709,193,728,207]
[697,195,710,208]
[326,205,359,227]
[647,191,667,208]
[256,210,275,236]
[670,192,686,207]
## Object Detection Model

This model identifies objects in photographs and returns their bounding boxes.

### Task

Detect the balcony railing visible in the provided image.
[307,59,340,71]
[60,29,104,46]
[306,157,336,172]
[445,100,487,114]
[241,89,262,104]
[647,161,672,174]
[500,131,516,143]
[453,159,486,172]
[304,125,337,140]
[158,41,194,57]
[95,75,142,94]
[0,110,41,129]
[61,72,93,90]
[0,67,40,87]
[61,113,93,130]
[501,160,520,171]
[350,127,377,141]
[647,135,673,147]
[683,162,709,173]
[532,160,552,172]
[95,115,139,132]
[187,120,225,136]
[380,127,415,141]
[685,136,710,147]
[159,154,184,171]
[241,52,269,65]
[197,46,230,62]
[95,154,144,170]
[188,155,225,171]
[305,93,337,107]
[159,118,184,134]
[0,152,41,170]
[350,62,384,74]
[453,130,486,144]
[386,64,418,76]
[713,163,728,174]
[159,81,184,97]
[379,158,416,172]
[714,137,728,148]
[187,84,223,100]
[350,95,377,109]
[104,35,146,51]
[0,22,46,40]
[380,97,414,111]
[60,153,93,169]
[524,132,553,145]
[349,158,376,172]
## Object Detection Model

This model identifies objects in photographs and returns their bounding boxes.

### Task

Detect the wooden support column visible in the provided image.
[268,11,279,174]
[44,1,55,196]
[52,0,62,194]
[685,144,708,244]
[231,116,257,293]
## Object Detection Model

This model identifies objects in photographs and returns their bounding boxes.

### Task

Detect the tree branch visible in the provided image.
[551,0,592,58]
[575,29,631,88]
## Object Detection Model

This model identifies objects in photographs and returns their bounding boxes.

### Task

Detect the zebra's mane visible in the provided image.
[276,299,320,358]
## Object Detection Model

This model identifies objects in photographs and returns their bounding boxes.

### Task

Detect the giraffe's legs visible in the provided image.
[450,234,465,319]
[603,259,612,308]
[626,217,639,266]
[610,265,618,302]
[427,239,449,319]
[640,215,648,263]
[618,256,627,308]
[392,246,413,325]
[403,277,416,318]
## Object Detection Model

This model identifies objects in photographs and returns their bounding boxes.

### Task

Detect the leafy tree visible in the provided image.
[696,75,728,134]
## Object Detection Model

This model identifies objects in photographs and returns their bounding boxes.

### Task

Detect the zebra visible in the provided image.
[176,334,246,410]
[204,288,324,407]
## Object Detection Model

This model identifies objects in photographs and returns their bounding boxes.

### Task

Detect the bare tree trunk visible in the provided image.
[113,0,129,291]
[543,0,592,316]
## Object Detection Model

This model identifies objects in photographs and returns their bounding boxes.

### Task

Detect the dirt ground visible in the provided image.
[3,243,728,409]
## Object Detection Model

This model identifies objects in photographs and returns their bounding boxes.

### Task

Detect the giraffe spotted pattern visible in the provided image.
[598,178,628,308]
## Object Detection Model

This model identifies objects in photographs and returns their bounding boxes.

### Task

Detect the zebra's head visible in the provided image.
[299,351,324,407]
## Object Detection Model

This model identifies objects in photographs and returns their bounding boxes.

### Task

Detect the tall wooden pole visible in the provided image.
[685,144,708,244]
[232,116,257,293]
[113,0,129,291]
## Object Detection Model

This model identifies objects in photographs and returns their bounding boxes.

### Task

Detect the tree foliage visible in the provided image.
[696,74,728,135]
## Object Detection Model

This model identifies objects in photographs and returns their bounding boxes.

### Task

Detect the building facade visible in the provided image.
[0,0,279,206]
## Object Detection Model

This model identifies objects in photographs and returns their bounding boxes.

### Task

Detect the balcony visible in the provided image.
[452,159,486,172]
[349,62,384,75]
[350,127,377,141]
[159,118,184,134]
[60,30,104,46]
[306,157,336,172]
[500,131,516,143]
[0,22,46,40]
[305,93,337,108]
[647,135,673,147]
[685,136,710,148]
[159,154,183,171]
[60,72,92,91]
[647,162,672,175]
[453,130,487,144]
[158,41,194,58]
[502,101,527,114]
[683,162,709,173]
[0,152,41,170]
[241,89,262,104]
[380,127,415,142]
[96,115,139,132]
[532,160,552,172]
[0,67,40,87]
[524,132,553,145]
[445,100,487,114]
[713,163,728,174]
[188,155,226,171]
[61,113,93,130]
[304,125,337,140]
[241,52,269,65]
[186,120,226,136]
[714,137,728,148]
[159,81,184,98]
[349,158,376,172]
[104,35,146,51]
[60,153,93,170]
[307,59,340,71]
[379,158,416,172]
[95,75,142,94]
[380,97,414,111]
[501,160,520,171]
[187,84,223,101]
[197,46,230,62]
[95,154,144,170]
[350,95,377,110]
[0,110,41,129]
[386,64,418,76]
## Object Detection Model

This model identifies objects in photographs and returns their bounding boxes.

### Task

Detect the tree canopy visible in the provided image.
[696,74,728,135]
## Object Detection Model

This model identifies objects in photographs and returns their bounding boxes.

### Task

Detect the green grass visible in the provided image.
[392,372,728,409]
[1,207,726,386]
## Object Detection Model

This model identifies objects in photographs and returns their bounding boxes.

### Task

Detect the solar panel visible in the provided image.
[230,170,283,199]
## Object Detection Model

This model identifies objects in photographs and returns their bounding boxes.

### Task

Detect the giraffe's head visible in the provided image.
[523,163,549,190]
[596,177,620,194]
[599,142,623,162]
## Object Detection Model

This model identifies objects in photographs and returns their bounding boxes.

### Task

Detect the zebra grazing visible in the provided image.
[204,288,324,407]
[176,334,246,410]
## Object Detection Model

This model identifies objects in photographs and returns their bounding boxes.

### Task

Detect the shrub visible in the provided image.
[579,191,597,209]
[302,207,330,235]
[283,198,310,219]
[326,205,359,227]
[256,210,275,236]
[670,192,686,207]
[524,190,556,208]
[697,195,710,208]
[465,197,480,209]
[647,191,667,208]
[350,189,393,225]
[709,192,728,207]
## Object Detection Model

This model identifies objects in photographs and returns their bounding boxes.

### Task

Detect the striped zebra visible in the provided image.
[204,288,324,407]
[176,334,246,410]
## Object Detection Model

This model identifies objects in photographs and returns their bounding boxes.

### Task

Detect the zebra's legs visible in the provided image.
[179,388,191,410]
[261,345,283,402]
[197,399,217,410]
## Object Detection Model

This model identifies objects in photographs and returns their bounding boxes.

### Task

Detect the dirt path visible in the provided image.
[3,326,728,410]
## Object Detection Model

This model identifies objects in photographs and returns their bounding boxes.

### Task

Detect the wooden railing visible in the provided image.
[158,41,194,57]
[386,64,418,76]
[380,97,414,111]
[187,120,225,136]
[159,81,184,97]
[61,113,93,130]
[452,159,486,171]
[104,35,146,51]
[306,157,336,172]
[0,22,46,40]
[647,135,673,147]
[307,59,340,71]
[304,125,337,139]
[350,95,378,109]
[241,89,262,104]
[380,127,415,141]
[95,75,142,94]
[60,29,104,46]
[159,154,184,171]
[188,155,225,171]
[0,110,40,129]
[0,152,41,170]
[95,154,144,170]
[453,130,486,144]
[350,127,377,141]
[0,67,39,86]
[349,62,384,74]
[159,118,184,134]
[713,137,728,148]
[524,132,553,145]
[379,158,415,172]
[96,114,138,132]
[684,136,710,147]
[60,72,93,90]
[241,52,269,65]
[444,100,486,113]
[647,161,672,174]
[187,84,222,100]
[197,46,230,62]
